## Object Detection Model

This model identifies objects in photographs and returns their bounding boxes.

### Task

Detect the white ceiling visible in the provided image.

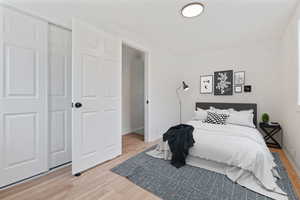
[3,0,299,54]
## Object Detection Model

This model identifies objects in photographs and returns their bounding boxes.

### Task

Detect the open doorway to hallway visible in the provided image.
[122,44,146,144]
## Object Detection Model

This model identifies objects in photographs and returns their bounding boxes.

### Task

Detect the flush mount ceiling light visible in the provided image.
[181,2,204,18]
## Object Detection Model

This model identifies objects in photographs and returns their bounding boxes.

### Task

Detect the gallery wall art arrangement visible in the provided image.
[200,70,249,96]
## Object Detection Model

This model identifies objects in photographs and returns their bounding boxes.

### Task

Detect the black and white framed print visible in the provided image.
[200,75,213,94]
[235,85,242,93]
[234,71,245,85]
[244,85,252,93]
[214,70,233,95]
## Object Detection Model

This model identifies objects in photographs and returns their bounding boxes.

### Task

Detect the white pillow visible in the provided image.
[229,109,254,114]
[210,107,232,115]
[194,108,208,121]
[227,110,255,128]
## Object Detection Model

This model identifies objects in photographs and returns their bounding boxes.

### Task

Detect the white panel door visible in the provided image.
[0,7,48,187]
[72,19,121,175]
[49,24,72,168]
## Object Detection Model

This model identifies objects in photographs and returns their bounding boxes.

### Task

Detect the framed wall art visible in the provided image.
[234,71,245,85]
[244,85,252,93]
[200,75,213,94]
[235,85,242,93]
[214,70,233,95]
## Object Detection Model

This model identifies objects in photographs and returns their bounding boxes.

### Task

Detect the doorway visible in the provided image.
[122,43,148,145]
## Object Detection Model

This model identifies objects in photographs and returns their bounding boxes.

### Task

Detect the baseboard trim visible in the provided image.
[122,127,144,135]
[283,147,300,176]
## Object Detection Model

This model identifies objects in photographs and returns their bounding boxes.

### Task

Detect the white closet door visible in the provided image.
[49,25,72,168]
[72,19,121,175]
[0,7,48,187]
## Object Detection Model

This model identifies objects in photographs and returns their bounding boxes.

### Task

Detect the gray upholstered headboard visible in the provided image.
[195,102,257,127]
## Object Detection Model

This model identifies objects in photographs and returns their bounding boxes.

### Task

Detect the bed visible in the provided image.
[147,102,287,200]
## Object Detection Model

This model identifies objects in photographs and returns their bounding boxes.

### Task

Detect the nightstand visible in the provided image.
[259,122,282,149]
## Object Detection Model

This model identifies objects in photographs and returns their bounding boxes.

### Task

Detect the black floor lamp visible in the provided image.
[176,81,189,124]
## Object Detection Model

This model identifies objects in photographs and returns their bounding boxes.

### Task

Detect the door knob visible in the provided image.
[74,102,82,108]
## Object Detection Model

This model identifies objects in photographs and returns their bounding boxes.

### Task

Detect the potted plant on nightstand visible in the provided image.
[261,113,270,124]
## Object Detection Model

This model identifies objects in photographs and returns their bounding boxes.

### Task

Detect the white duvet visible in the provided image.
[147,121,288,200]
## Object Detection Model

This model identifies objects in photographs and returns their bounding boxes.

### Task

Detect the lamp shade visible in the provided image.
[182,81,189,91]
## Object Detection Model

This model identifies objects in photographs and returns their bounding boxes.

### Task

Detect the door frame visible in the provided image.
[121,40,150,143]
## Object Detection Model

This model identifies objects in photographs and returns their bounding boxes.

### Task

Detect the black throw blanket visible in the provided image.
[163,124,195,168]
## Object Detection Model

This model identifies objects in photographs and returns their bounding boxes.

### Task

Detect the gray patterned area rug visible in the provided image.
[111,147,298,200]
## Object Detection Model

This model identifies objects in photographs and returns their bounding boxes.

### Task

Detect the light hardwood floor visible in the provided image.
[0,133,299,200]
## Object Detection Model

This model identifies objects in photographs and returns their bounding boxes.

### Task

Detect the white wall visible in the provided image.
[176,40,283,126]
[122,45,145,135]
[281,3,300,171]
